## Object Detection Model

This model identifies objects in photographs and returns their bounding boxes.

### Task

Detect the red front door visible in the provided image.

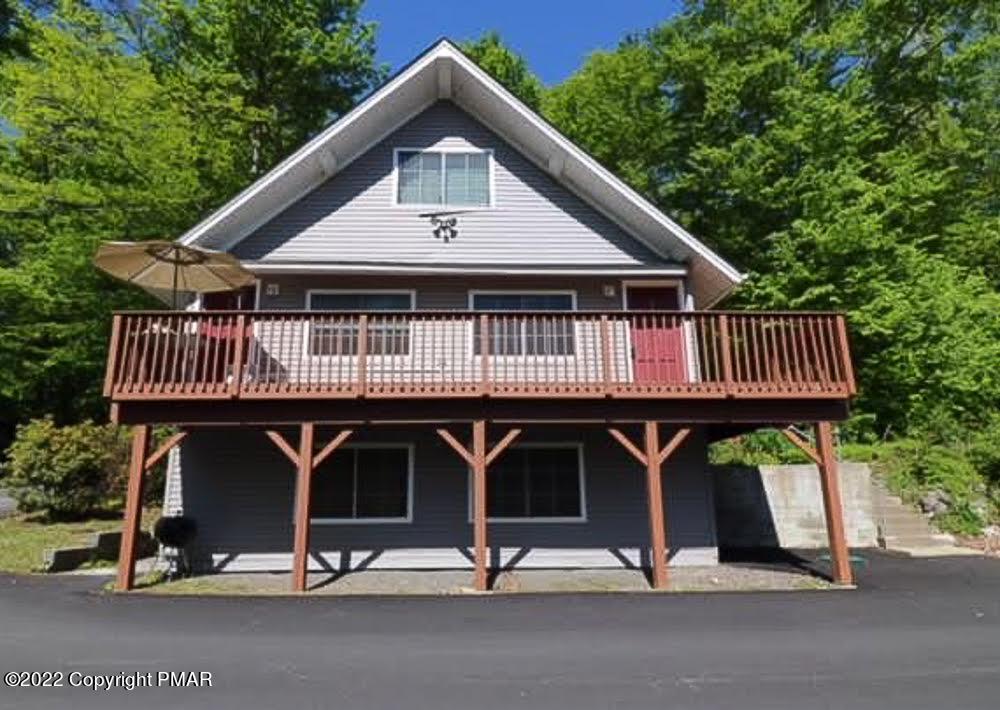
[625,286,687,384]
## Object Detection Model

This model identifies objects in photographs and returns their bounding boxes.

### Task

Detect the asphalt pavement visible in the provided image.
[1,550,998,710]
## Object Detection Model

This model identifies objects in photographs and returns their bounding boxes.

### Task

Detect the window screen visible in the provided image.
[398,151,490,206]
[312,447,410,520]
[307,292,412,356]
[471,293,576,356]
[486,447,583,519]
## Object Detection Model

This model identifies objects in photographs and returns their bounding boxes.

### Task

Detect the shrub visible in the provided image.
[2,417,131,519]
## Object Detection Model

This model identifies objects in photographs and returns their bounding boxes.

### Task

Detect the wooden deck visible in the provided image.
[106,310,859,593]
[103,310,856,403]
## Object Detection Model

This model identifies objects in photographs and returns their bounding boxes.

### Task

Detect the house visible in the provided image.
[103,40,857,592]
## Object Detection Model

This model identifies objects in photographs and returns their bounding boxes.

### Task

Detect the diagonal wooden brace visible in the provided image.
[780,427,822,466]
[265,429,300,468]
[143,430,188,472]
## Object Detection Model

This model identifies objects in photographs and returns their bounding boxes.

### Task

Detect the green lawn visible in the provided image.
[0,510,155,574]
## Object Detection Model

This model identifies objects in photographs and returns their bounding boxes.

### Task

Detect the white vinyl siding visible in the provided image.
[235,103,664,266]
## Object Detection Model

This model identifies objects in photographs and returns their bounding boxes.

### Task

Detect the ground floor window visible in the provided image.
[483,445,585,521]
[311,445,412,522]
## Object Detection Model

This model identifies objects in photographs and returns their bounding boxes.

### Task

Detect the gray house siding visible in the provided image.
[176,426,718,572]
[232,101,667,267]
[164,97,720,573]
[256,274,635,311]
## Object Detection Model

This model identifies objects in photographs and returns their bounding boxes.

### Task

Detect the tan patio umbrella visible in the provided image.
[93,241,254,308]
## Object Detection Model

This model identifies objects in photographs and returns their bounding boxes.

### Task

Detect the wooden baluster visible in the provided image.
[807,316,828,391]
[229,314,246,397]
[719,314,733,395]
[836,315,856,395]
[479,313,490,395]
[356,314,368,396]
[600,315,613,394]
[103,314,123,397]
[748,316,764,391]
[123,316,139,393]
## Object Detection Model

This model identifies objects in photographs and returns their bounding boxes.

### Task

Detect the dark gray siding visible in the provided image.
[233,101,664,267]
[256,273,629,311]
[176,426,718,572]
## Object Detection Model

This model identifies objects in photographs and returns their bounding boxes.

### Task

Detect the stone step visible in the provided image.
[870,476,962,552]
[881,534,956,547]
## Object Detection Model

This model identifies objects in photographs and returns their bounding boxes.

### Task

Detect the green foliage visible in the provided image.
[146,0,384,183]
[0,0,382,446]
[545,0,999,442]
[0,1,201,434]
[845,430,1000,536]
[461,31,544,110]
[709,430,812,466]
[2,417,131,519]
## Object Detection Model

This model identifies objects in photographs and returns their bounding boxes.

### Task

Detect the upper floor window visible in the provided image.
[470,291,576,356]
[396,150,491,207]
[306,291,414,356]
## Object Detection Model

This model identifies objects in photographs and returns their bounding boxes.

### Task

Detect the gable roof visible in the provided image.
[179,39,744,306]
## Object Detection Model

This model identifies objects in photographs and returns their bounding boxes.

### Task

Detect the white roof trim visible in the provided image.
[446,46,743,285]
[247,262,688,277]
[177,45,444,248]
[178,39,744,303]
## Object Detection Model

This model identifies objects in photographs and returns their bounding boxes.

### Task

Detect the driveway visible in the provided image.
[1,551,999,710]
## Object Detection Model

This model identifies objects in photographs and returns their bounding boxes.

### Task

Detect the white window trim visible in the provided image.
[466,442,588,524]
[621,279,699,382]
[308,443,416,525]
[303,289,416,360]
[467,290,578,361]
[392,146,496,209]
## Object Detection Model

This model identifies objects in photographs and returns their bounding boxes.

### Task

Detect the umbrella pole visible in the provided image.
[172,256,179,310]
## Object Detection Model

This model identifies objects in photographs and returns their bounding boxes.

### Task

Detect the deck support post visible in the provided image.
[116,425,150,591]
[643,421,669,589]
[471,420,488,591]
[437,422,521,591]
[781,423,853,585]
[608,423,691,590]
[265,426,353,592]
[815,421,853,585]
[291,423,316,592]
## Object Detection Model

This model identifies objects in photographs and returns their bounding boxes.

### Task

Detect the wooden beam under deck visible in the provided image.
[112,397,850,427]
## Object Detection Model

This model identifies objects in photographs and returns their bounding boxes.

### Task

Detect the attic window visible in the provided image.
[395,150,491,207]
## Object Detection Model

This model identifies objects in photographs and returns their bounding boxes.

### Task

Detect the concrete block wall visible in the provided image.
[712,463,877,548]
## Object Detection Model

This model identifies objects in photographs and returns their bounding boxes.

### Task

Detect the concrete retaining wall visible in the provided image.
[712,463,877,548]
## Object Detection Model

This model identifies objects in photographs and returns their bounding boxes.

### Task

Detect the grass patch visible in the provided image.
[0,508,157,574]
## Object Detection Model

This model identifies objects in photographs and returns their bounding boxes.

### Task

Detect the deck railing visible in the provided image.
[103,311,856,401]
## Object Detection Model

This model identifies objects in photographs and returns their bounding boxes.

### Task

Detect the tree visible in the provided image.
[0,2,202,440]
[0,1,385,452]
[461,31,544,110]
[145,0,383,190]
[544,0,999,437]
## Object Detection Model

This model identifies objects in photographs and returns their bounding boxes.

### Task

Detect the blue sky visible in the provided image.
[361,1,685,85]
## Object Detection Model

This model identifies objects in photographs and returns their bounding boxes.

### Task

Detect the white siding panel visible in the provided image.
[233,102,663,266]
